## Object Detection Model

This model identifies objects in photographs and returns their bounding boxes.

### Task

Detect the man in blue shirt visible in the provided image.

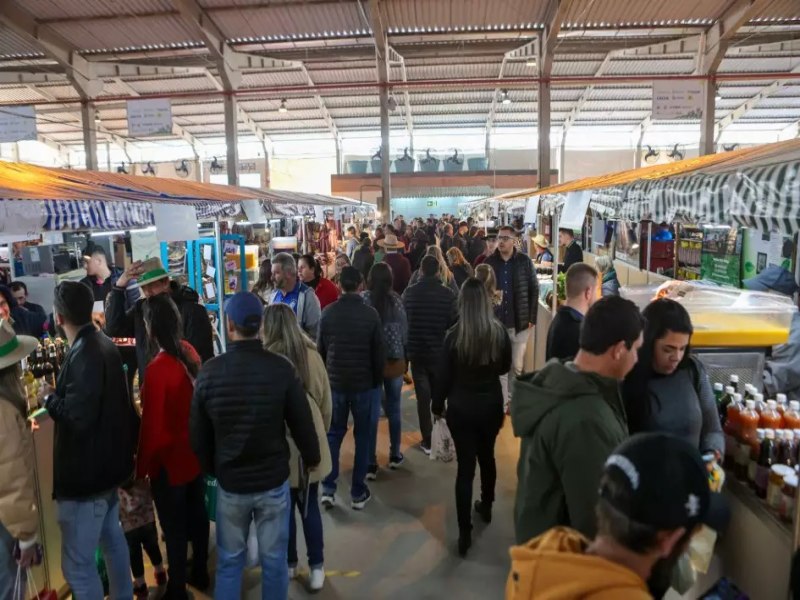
[268,253,321,339]
[546,263,598,361]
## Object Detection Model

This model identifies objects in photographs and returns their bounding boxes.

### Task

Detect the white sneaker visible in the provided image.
[320,493,335,508]
[309,567,325,592]
[289,567,296,580]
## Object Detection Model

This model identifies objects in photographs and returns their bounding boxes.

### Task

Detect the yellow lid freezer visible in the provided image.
[621,282,796,348]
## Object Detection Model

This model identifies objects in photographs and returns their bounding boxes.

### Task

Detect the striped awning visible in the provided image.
[729,161,800,234]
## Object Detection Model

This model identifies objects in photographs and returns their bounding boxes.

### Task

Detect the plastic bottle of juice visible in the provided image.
[748,428,766,489]
[719,385,735,427]
[737,400,760,481]
[760,399,784,429]
[779,430,797,468]
[784,401,800,430]
[755,428,778,498]
[724,393,744,469]
[777,393,789,417]
[754,391,768,414]
[729,374,740,394]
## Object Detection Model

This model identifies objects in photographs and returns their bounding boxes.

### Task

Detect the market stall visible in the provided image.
[487,139,800,599]
[0,162,364,597]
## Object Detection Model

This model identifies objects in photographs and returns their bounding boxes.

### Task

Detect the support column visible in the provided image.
[559,129,567,184]
[485,129,492,169]
[10,143,19,162]
[335,136,343,175]
[379,84,391,220]
[81,101,98,171]
[699,79,716,156]
[223,93,239,186]
[537,81,552,188]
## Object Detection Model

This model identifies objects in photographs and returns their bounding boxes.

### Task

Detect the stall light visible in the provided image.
[269,219,281,223]
[526,58,537,67]
[500,90,512,105]
[278,99,289,114]
[92,230,126,237]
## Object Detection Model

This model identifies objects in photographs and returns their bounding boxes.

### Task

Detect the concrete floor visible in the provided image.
[146,385,520,599]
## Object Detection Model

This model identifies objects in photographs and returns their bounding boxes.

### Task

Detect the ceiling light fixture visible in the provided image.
[500,90,511,105]
[526,58,537,67]
[278,99,288,113]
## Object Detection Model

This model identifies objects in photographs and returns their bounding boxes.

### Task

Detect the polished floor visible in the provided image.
[143,385,520,599]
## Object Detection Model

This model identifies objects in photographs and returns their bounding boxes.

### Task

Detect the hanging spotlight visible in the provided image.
[715,86,722,102]
[500,90,511,105]
[278,99,288,113]
[526,58,537,67]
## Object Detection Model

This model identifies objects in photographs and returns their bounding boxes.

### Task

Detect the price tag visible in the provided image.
[203,245,212,261]
[206,265,216,278]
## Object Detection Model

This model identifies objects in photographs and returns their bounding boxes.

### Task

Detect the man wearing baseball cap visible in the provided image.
[191,291,319,598]
[506,433,728,600]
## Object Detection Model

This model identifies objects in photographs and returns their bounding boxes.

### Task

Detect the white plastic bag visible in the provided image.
[246,520,259,568]
[430,418,455,462]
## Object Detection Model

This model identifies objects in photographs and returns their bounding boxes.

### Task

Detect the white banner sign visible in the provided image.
[127,98,173,136]
[241,199,267,224]
[652,80,704,120]
[559,191,592,231]
[0,200,44,236]
[152,203,198,242]
[523,196,541,225]
[0,105,37,143]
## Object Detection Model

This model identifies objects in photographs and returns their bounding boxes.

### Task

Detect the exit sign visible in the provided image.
[427,200,437,207]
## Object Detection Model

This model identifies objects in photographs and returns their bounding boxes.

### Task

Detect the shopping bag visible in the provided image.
[430,418,455,462]
[246,520,259,568]
[14,566,57,600]
[204,476,218,522]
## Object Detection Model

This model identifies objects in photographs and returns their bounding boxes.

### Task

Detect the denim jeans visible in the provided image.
[288,483,323,569]
[215,480,290,600]
[56,490,133,600]
[500,328,530,410]
[0,522,19,600]
[369,376,403,466]
[323,387,379,500]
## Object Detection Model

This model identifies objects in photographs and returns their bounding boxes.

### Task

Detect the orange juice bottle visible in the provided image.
[760,399,783,429]
[777,394,789,417]
[737,400,760,481]
[784,401,800,430]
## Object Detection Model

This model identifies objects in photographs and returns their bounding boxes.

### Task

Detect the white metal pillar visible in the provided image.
[379,85,391,220]
[538,81,552,188]
[699,80,717,156]
[81,101,98,170]
[223,93,239,186]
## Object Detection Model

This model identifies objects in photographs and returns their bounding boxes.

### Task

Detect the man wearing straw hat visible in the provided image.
[379,234,412,295]
[106,257,214,382]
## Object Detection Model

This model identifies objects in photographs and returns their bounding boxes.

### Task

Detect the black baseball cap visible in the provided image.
[600,433,729,532]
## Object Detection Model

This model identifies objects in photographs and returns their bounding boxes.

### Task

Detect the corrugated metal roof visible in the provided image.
[561,0,727,26]
[751,0,800,20]
[551,60,605,77]
[382,0,547,30]
[0,25,45,58]
[25,0,173,20]
[240,70,310,87]
[0,86,51,102]
[127,75,216,94]
[309,67,376,84]
[605,57,696,75]
[212,3,365,41]
[719,55,800,73]
[407,63,501,80]
[49,15,199,52]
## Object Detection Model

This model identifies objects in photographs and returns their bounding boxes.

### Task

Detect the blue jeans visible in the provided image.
[215,480,290,600]
[0,522,19,600]
[288,483,323,569]
[369,376,403,466]
[56,490,133,600]
[323,387,380,500]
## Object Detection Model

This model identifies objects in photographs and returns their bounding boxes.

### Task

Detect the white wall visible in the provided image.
[563,149,633,181]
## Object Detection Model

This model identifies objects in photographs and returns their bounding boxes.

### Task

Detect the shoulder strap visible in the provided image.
[688,356,702,397]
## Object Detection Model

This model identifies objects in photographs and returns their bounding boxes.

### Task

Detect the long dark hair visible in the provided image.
[299,254,323,280]
[253,259,273,297]
[452,278,505,366]
[367,262,393,323]
[142,294,199,378]
[622,298,694,433]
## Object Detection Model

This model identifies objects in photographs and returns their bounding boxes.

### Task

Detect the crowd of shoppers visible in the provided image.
[1,213,760,600]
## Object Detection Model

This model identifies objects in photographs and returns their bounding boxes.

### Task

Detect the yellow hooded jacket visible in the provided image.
[506,527,652,600]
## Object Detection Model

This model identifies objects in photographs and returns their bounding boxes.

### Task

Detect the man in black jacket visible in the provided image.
[559,227,584,272]
[38,281,137,599]
[403,256,458,453]
[190,291,319,598]
[546,263,599,361]
[106,256,214,382]
[318,267,385,510]
[485,225,539,410]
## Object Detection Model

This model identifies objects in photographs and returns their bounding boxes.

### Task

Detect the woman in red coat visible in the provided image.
[137,295,209,599]
[299,253,340,309]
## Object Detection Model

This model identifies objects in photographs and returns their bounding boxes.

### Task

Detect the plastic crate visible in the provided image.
[347,160,367,174]
[468,157,488,170]
[694,350,766,391]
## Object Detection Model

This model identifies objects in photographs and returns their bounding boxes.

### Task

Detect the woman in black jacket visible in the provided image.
[445,247,474,289]
[351,233,374,282]
[432,278,511,558]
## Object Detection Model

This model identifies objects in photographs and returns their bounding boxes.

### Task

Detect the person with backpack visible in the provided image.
[362,263,409,480]
[622,299,724,457]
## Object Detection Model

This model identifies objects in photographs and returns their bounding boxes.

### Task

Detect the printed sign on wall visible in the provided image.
[127,98,173,136]
[0,105,37,143]
[652,80,704,120]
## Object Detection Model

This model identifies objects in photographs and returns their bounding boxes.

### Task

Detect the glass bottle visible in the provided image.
[755,428,777,499]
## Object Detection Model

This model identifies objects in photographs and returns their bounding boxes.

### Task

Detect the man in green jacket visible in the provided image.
[512,296,645,544]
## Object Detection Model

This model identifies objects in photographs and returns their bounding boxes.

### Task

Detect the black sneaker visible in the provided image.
[351,490,372,510]
[420,443,431,456]
[474,500,492,524]
[366,465,378,481]
[389,453,405,469]
[457,532,472,557]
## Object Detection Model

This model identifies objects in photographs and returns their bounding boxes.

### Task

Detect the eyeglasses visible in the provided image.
[497,235,515,242]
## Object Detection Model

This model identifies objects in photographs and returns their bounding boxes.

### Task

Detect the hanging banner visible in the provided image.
[127,98,173,136]
[241,199,267,224]
[152,203,198,242]
[0,200,44,236]
[0,105,37,143]
[523,196,541,225]
[652,80,704,120]
[559,191,591,231]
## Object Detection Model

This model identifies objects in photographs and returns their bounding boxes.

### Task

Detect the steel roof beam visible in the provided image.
[562,51,617,133]
[701,0,771,76]
[0,3,102,99]
[388,46,413,151]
